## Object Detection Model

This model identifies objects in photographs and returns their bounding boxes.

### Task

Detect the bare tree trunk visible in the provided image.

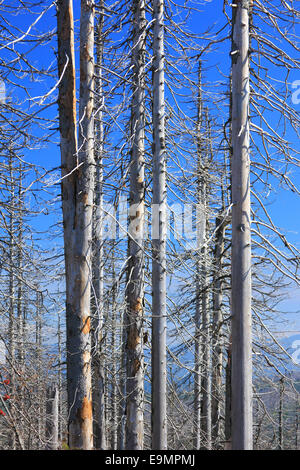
[231,0,253,450]
[194,63,202,450]
[8,151,16,450]
[224,339,232,450]
[200,117,211,450]
[118,308,127,450]
[151,0,167,450]
[46,384,59,450]
[57,0,94,449]
[92,4,106,450]
[15,162,25,448]
[211,215,226,447]
[35,290,43,449]
[57,310,63,443]
[295,397,299,450]
[278,378,284,450]
[111,258,118,450]
[125,0,146,450]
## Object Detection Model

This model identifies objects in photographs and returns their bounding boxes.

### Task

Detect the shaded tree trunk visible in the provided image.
[125,0,146,450]
[211,214,226,447]
[92,3,106,450]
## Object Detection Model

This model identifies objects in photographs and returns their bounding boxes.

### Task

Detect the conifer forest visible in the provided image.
[0,0,300,451]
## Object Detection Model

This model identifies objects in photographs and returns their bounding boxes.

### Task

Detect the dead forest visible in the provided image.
[0,0,299,451]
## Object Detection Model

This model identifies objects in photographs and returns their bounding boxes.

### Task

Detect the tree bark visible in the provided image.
[278,377,284,450]
[194,63,202,450]
[230,0,253,450]
[46,384,59,450]
[200,111,212,451]
[125,0,146,450]
[92,4,106,450]
[57,0,95,449]
[211,215,226,447]
[151,0,167,450]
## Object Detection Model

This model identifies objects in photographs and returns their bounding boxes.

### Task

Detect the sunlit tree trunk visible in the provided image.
[110,256,118,450]
[152,0,167,450]
[278,378,284,450]
[46,384,59,450]
[194,63,202,450]
[200,111,212,451]
[8,151,16,450]
[57,0,95,449]
[231,0,253,450]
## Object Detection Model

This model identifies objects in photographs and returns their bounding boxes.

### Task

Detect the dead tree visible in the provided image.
[56,0,95,449]
[125,0,146,450]
[211,214,227,447]
[151,0,167,450]
[92,3,106,450]
[230,0,253,450]
[46,384,59,450]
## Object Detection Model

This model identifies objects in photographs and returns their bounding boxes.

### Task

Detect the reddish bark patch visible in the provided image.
[82,316,91,334]
[132,297,143,314]
[82,192,89,205]
[127,329,141,350]
[133,359,141,375]
[79,396,92,421]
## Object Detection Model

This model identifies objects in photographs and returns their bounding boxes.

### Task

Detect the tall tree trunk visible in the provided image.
[35,290,43,449]
[194,63,202,450]
[57,310,63,443]
[230,0,253,450]
[224,339,232,449]
[278,378,284,450]
[200,110,212,450]
[111,257,118,450]
[151,0,167,450]
[57,0,95,449]
[16,162,25,442]
[211,214,226,447]
[295,397,299,450]
[92,4,106,450]
[46,384,59,450]
[8,151,16,450]
[125,0,146,450]
[118,308,127,450]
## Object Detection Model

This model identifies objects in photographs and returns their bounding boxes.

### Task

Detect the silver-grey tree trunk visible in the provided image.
[125,0,146,450]
[152,0,167,450]
[57,0,94,449]
[46,384,59,450]
[211,215,226,447]
[118,309,127,450]
[200,112,212,451]
[231,0,253,450]
[111,259,118,450]
[92,4,106,450]
[194,63,202,450]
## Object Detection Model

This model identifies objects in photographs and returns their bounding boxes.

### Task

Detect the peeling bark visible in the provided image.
[57,0,94,450]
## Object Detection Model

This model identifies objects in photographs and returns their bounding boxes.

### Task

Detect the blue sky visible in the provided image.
[2,0,300,342]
